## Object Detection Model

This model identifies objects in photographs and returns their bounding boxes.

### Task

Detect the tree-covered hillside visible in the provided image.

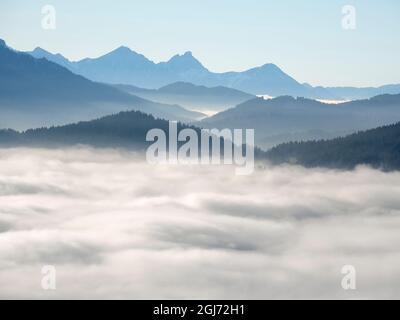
[266,122,400,170]
[0,111,178,149]
[0,110,262,158]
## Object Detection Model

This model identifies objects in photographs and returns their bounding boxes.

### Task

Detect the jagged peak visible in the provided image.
[166,51,205,70]
[28,47,71,64]
[169,51,194,59]
[182,51,193,57]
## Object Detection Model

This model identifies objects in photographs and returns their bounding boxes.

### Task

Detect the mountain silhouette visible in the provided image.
[30,47,72,69]
[29,45,400,100]
[200,94,400,149]
[115,81,255,112]
[0,39,204,130]
[324,84,400,100]
[162,51,206,72]
[26,45,334,98]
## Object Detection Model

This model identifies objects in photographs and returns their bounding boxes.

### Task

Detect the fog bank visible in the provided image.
[1,148,400,299]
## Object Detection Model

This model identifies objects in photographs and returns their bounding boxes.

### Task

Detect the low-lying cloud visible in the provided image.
[1,147,400,299]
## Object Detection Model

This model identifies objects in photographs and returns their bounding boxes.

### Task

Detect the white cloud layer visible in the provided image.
[1,147,400,299]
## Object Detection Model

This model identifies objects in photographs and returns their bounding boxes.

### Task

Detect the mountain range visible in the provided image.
[28,46,314,97]
[3,36,400,170]
[29,45,400,100]
[323,84,400,100]
[200,94,400,149]
[0,40,203,130]
[114,82,255,113]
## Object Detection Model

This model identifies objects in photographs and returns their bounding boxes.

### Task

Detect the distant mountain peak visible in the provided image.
[102,46,152,64]
[107,46,138,56]
[28,46,71,66]
[167,51,205,70]
[32,47,49,54]
[183,51,193,57]
[0,39,6,47]
[273,95,296,102]
[258,63,285,73]
[32,47,66,58]
[114,45,133,53]
[261,62,278,68]
[171,51,194,58]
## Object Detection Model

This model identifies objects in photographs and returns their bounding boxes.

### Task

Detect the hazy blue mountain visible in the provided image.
[27,47,208,89]
[0,40,203,130]
[215,64,311,97]
[324,84,400,100]
[26,45,337,98]
[29,47,72,69]
[27,45,400,100]
[200,94,400,149]
[115,81,255,112]
[72,46,157,86]
[265,122,400,170]
[159,51,207,73]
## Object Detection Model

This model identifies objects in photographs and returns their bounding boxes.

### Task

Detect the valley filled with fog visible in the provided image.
[1,148,400,299]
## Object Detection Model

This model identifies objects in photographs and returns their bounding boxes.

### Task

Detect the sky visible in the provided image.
[0,0,399,87]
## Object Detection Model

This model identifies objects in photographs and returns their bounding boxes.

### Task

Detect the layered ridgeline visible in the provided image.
[0,39,203,130]
[0,110,262,169]
[28,46,333,99]
[1,109,400,171]
[114,82,255,113]
[323,84,400,101]
[200,95,400,149]
[265,122,400,171]
[28,46,400,100]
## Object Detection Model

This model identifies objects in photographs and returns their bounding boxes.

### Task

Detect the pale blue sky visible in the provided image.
[1,0,399,87]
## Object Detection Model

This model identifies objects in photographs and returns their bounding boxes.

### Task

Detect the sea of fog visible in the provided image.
[1,147,400,299]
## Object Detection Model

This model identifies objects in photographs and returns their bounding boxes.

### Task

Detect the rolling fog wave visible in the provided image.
[1,148,400,299]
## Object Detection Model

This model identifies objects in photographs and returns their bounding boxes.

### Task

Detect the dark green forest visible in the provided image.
[265,122,400,170]
[0,110,261,159]
[0,111,174,149]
